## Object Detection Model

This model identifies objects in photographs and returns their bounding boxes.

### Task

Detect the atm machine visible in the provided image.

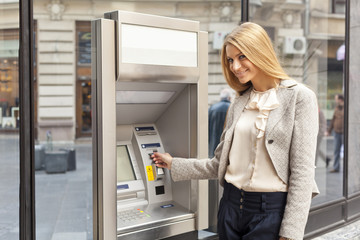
[92,11,208,240]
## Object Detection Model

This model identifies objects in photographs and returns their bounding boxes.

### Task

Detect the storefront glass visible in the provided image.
[0,0,19,239]
[32,1,243,239]
[249,0,345,206]
[33,2,93,239]
[76,21,91,138]
[31,0,348,239]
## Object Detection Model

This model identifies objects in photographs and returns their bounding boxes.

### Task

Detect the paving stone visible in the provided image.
[313,220,360,239]
[51,232,86,240]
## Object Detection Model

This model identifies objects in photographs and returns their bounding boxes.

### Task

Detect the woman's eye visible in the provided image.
[239,54,246,60]
[227,58,233,64]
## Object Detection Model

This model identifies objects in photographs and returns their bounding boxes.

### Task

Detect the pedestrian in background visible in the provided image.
[327,94,344,173]
[208,88,232,158]
[152,22,319,240]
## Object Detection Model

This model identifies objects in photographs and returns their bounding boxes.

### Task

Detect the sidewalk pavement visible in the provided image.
[313,220,360,239]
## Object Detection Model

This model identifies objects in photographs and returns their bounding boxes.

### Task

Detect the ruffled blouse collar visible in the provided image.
[245,87,279,138]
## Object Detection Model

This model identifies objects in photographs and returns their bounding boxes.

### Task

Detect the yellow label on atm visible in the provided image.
[146,166,155,181]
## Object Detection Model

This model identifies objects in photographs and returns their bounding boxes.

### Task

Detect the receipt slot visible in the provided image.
[92,11,208,240]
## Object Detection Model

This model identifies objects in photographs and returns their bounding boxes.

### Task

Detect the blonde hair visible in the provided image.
[221,22,289,93]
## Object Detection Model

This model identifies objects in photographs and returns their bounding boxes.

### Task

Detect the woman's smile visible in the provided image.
[234,69,248,79]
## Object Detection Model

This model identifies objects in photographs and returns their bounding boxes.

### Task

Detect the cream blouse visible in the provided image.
[224,87,288,192]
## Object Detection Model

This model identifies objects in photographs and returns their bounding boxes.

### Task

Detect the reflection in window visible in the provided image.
[0,30,19,130]
[76,21,92,138]
[332,0,346,14]
[0,6,20,240]
[81,81,91,133]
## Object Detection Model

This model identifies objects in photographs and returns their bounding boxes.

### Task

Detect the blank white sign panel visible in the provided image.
[121,24,198,67]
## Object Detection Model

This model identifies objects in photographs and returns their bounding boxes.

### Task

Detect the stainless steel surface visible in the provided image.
[190,84,198,159]
[117,201,194,234]
[91,18,117,240]
[115,82,187,125]
[93,10,209,240]
[196,31,209,230]
[156,85,193,210]
[130,124,173,204]
[118,219,196,240]
[116,64,199,83]
[91,20,98,240]
[104,10,200,82]
[105,10,199,32]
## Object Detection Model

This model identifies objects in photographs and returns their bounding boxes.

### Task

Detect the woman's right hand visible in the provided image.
[151,152,173,170]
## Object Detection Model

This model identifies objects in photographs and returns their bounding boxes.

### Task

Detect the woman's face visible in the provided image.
[226,44,260,85]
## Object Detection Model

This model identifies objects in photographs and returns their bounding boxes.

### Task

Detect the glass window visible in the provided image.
[32,1,242,238]
[249,0,345,206]
[0,1,19,239]
[34,4,93,240]
[76,21,91,138]
[0,29,19,129]
[332,0,346,14]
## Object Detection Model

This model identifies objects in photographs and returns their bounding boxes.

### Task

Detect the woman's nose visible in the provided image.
[233,60,241,71]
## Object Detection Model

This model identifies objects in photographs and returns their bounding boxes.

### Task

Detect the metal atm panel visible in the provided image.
[92,18,117,240]
[92,10,208,240]
[104,10,200,83]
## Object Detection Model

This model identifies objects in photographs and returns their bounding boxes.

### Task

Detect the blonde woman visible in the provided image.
[152,22,319,240]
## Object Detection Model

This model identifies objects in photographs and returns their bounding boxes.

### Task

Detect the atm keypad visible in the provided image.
[117,208,150,224]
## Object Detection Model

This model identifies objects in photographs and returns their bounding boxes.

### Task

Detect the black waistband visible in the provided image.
[223,181,287,212]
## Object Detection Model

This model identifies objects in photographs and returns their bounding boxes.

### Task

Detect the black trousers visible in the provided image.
[218,181,287,240]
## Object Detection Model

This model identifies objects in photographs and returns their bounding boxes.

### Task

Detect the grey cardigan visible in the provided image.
[171,79,319,240]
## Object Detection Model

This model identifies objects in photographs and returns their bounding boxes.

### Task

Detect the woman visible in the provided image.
[152,22,319,240]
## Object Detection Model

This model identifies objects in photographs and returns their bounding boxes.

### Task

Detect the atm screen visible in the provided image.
[117,145,136,182]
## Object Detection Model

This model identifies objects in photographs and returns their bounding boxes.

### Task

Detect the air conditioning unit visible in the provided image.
[283,36,306,54]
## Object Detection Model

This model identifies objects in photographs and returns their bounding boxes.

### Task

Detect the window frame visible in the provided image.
[19,0,35,239]
[17,0,354,239]
[332,0,346,14]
